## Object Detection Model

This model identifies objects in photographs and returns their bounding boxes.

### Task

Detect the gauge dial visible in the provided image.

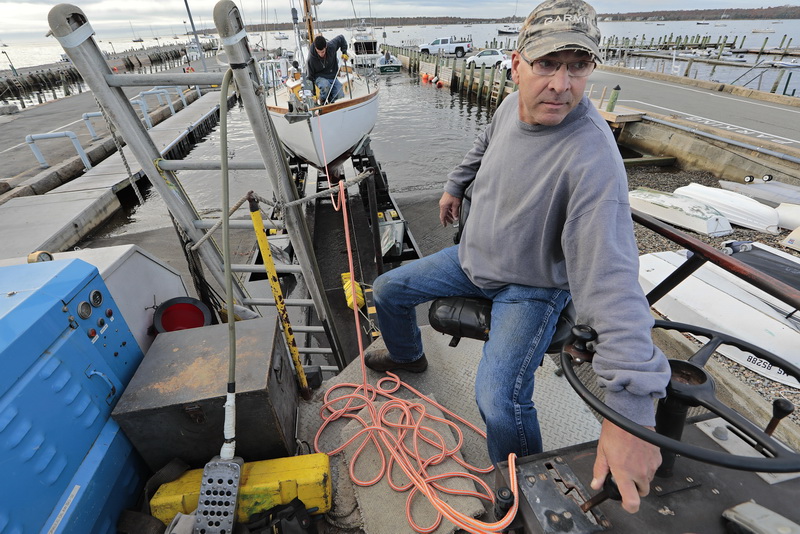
[89,290,103,307]
[77,301,92,320]
[27,251,54,263]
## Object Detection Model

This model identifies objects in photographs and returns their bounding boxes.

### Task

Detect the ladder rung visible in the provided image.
[194,219,284,230]
[232,263,303,274]
[292,326,326,333]
[296,347,334,354]
[242,298,314,307]
[157,159,267,171]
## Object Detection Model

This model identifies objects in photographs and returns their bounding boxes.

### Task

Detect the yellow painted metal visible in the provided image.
[150,453,332,525]
[248,195,311,399]
[341,272,365,310]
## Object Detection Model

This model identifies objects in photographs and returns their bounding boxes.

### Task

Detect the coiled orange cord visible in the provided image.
[312,184,520,533]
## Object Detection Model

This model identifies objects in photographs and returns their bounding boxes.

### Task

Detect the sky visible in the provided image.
[0,0,791,43]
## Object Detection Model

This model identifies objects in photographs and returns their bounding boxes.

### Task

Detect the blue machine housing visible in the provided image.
[0,259,145,533]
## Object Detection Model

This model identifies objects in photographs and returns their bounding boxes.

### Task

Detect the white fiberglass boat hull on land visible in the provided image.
[628,187,733,237]
[673,183,780,234]
[639,247,800,388]
[718,179,800,208]
[777,203,800,230]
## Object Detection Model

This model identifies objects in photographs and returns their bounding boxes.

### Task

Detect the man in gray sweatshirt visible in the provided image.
[365,0,671,514]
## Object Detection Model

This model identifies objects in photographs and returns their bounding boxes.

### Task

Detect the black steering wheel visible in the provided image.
[560,319,800,473]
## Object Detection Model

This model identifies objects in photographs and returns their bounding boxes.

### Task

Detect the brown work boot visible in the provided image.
[364,348,428,373]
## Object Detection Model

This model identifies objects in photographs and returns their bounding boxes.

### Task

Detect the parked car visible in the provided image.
[499,57,513,79]
[419,37,473,58]
[465,48,508,68]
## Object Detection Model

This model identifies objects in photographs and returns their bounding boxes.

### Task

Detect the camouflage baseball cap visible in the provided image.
[517,0,602,63]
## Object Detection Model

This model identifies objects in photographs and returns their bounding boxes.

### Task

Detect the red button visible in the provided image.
[88,328,97,338]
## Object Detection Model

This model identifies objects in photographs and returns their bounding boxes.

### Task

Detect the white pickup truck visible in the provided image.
[419,37,473,58]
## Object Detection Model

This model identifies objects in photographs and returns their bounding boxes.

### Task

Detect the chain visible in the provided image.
[94,97,145,203]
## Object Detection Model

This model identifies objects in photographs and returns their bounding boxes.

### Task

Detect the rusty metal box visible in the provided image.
[112,316,298,471]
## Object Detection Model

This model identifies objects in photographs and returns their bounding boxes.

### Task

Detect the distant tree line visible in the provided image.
[240,7,800,33]
[601,6,800,21]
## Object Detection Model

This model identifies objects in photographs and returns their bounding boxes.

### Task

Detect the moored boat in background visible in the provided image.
[377,51,402,73]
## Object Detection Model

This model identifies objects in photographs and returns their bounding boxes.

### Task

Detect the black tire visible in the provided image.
[506,69,512,80]
[762,174,774,182]
[455,48,465,58]
[495,61,501,67]
[744,175,755,183]
[420,48,429,55]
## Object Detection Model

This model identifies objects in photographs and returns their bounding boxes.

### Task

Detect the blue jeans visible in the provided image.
[372,246,571,464]
[315,76,344,103]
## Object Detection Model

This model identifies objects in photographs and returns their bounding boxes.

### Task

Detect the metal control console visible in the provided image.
[0,259,145,533]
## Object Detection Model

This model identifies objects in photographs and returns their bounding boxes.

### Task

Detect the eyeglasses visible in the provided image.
[519,54,596,78]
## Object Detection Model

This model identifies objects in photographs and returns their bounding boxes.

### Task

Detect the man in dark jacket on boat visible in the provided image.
[365,0,671,515]
[307,34,348,103]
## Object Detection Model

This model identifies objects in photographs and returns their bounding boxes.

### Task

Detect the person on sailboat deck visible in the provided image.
[364,0,670,516]
[307,34,348,103]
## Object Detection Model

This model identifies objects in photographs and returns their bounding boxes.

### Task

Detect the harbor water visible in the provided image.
[94,72,492,238]
[3,17,800,93]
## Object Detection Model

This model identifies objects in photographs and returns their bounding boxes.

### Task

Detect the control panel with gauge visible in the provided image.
[0,257,145,533]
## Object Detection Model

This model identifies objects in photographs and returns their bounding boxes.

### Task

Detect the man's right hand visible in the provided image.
[439,192,462,227]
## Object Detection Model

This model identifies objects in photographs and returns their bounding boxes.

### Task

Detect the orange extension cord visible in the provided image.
[309,121,520,531]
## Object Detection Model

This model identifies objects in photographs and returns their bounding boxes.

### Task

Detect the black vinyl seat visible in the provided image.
[428,297,576,353]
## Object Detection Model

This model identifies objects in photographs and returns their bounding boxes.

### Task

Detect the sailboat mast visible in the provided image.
[303,0,315,43]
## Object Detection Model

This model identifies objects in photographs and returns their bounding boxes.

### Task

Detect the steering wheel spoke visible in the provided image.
[560,320,800,473]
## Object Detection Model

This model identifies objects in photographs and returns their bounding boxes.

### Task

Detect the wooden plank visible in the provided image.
[420,61,437,77]
[590,99,644,123]
[439,66,453,87]
[623,155,677,167]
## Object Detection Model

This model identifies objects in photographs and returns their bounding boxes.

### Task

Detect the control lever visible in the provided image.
[580,476,621,513]
[564,325,598,365]
[765,398,795,437]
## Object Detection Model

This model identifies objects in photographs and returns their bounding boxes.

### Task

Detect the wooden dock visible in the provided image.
[383,45,647,125]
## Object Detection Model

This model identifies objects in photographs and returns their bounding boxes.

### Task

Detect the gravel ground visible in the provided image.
[627,165,800,429]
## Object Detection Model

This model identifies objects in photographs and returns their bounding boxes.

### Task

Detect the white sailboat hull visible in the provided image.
[629,187,733,237]
[639,249,800,388]
[674,183,780,234]
[268,91,378,168]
